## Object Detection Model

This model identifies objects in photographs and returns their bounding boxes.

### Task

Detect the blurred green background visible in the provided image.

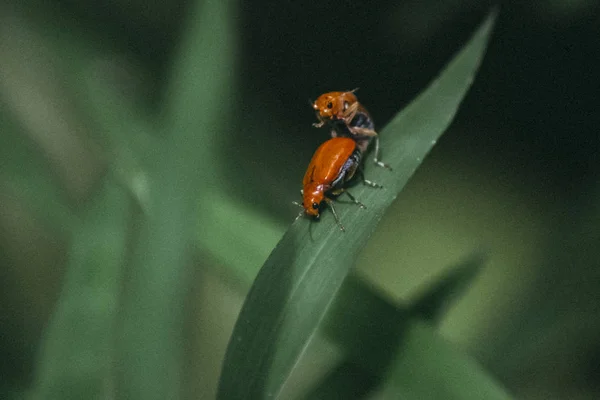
[1,0,599,399]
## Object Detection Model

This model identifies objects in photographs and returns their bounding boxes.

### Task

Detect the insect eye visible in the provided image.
[312,202,319,210]
[343,101,349,110]
[326,102,333,109]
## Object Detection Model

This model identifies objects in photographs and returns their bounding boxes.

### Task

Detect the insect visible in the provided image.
[299,137,379,231]
[312,89,390,169]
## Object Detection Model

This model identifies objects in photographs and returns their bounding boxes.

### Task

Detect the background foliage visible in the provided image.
[1,0,599,399]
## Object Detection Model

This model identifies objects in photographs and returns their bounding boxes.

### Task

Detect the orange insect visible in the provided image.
[312,89,390,169]
[299,137,379,231]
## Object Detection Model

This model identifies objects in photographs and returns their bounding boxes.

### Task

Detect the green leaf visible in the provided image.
[409,253,485,323]
[217,9,498,400]
[312,256,500,398]
[31,177,130,400]
[195,190,286,284]
[321,274,409,376]
[321,254,485,376]
[0,114,74,234]
[301,362,377,400]
[376,321,512,400]
[113,0,236,399]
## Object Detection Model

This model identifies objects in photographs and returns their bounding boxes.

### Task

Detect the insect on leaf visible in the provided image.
[217,9,498,400]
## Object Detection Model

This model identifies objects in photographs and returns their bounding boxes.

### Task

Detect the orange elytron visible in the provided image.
[301,137,368,231]
[312,89,390,169]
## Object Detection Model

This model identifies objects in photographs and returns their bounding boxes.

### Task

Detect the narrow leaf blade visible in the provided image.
[32,179,130,400]
[114,0,236,398]
[218,10,497,400]
[376,321,513,400]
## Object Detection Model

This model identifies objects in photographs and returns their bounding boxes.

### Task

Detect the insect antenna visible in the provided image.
[292,201,304,221]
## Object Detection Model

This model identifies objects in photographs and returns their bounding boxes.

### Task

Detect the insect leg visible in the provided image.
[342,101,359,123]
[372,137,392,170]
[344,191,366,209]
[350,126,378,138]
[358,168,383,188]
[327,201,345,232]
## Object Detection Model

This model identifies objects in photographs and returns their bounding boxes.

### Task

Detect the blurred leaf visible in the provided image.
[1,386,26,400]
[322,275,408,376]
[113,0,236,399]
[31,178,130,400]
[301,362,377,400]
[0,114,74,234]
[217,9,497,400]
[410,253,485,323]
[0,7,105,202]
[323,255,484,373]
[313,255,491,398]
[319,254,482,373]
[163,0,236,135]
[195,190,286,283]
[376,321,512,399]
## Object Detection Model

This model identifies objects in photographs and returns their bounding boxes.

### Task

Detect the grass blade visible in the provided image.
[376,321,513,399]
[0,117,74,234]
[113,0,236,398]
[217,9,497,400]
[312,256,498,398]
[319,254,484,378]
[301,362,377,400]
[32,178,130,400]
[409,253,485,323]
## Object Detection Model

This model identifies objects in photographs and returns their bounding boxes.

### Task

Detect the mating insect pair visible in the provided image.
[296,90,390,231]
